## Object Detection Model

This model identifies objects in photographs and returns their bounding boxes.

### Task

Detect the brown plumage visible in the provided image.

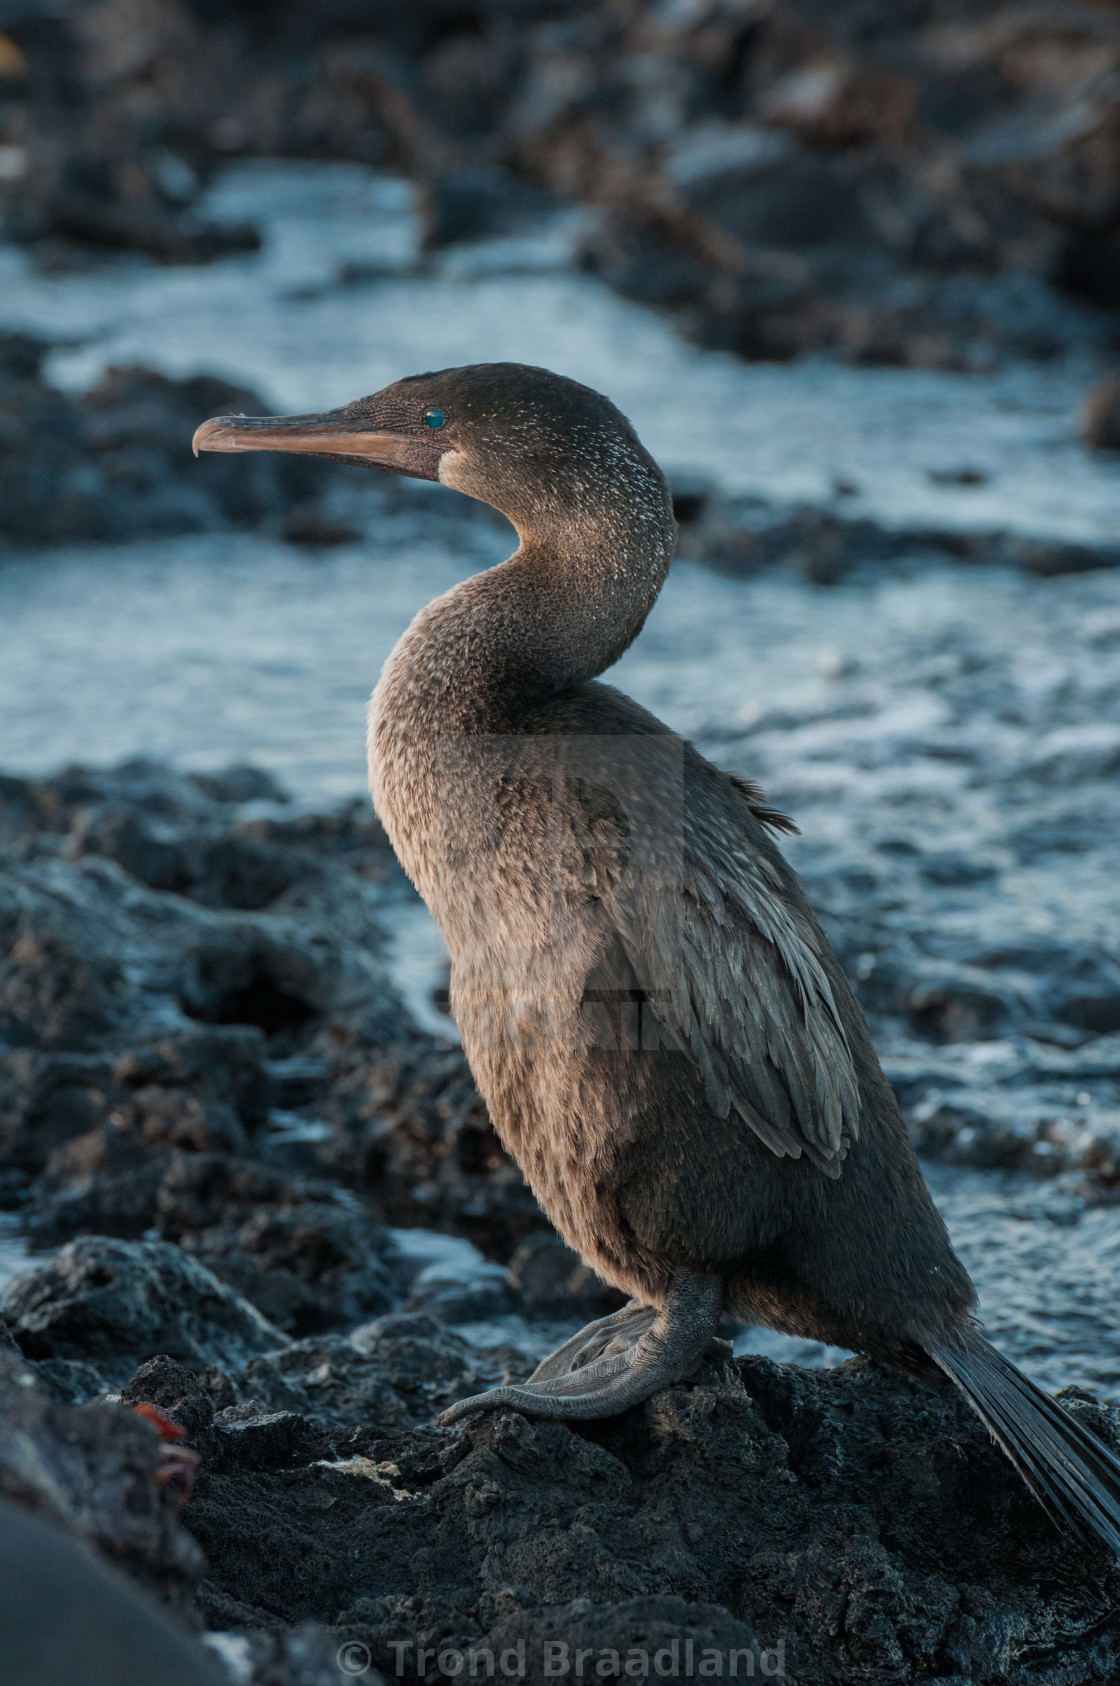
[195,362,1120,1554]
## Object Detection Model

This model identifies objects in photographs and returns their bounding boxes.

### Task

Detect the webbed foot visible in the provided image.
[437,1269,723,1425]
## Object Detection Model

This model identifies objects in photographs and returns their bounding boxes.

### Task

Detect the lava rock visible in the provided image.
[0,759,510,1341]
[672,499,1118,588]
[403,1254,513,1324]
[3,1,1119,370]
[28,1125,175,1240]
[1,1235,288,1382]
[420,166,558,248]
[323,1043,542,1257]
[182,1353,1120,1680]
[0,1050,119,1172]
[211,1405,317,1470]
[183,1185,397,1336]
[232,1311,513,1431]
[506,1232,625,1318]
[121,1353,216,1438]
[476,1597,774,1685]
[0,349,339,545]
[0,778,407,1064]
[0,1352,204,1587]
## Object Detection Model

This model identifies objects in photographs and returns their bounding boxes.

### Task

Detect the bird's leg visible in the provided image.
[525,1300,658,1382]
[437,1269,723,1425]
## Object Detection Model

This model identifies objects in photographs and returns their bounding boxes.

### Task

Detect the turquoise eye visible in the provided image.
[424,409,445,429]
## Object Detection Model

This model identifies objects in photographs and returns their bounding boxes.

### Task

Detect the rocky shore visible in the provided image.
[1,751,1120,1682]
[4,6,1120,1656]
[0,332,348,546]
[6,315,1120,567]
[3,1,1120,371]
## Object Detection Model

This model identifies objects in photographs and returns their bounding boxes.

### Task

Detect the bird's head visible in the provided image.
[193,362,673,538]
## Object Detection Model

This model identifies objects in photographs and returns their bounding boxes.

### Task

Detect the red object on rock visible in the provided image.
[132,1404,199,1503]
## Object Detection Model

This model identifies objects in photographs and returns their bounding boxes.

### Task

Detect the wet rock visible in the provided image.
[0,1351,204,1587]
[121,1352,216,1438]
[566,5,1120,366]
[882,1035,1120,1190]
[0,345,339,545]
[57,771,382,918]
[0,0,259,265]
[403,1242,513,1325]
[1,1030,271,1229]
[475,1598,773,1685]
[28,1124,175,1240]
[0,763,408,1072]
[35,1355,111,1403]
[278,504,360,548]
[1,1235,288,1383]
[761,55,915,150]
[906,965,1026,1045]
[0,1049,118,1171]
[0,864,130,1049]
[211,1405,318,1472]
[3,2,1120,368]
[0,759,519,1337]
[180,1355,1120,1679]
[116,1027,270,1133]
[178,1179,397,1336]
[673,497,1119,587]
[667,471,710,527]
[506,1232,625,1319]
[908,1093,1084,1175]
[233,1312,513,1431]
[2,734,1120,1672]
[420,166,558,249]
[323,1043,542,1257]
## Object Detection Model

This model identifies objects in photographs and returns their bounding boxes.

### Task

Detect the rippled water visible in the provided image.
[3,160,1120,1394]
[0,1213,36,1292]
[0,159,1116,543]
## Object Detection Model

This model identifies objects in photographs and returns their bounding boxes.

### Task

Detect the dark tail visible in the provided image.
[929,1324,1120,1555]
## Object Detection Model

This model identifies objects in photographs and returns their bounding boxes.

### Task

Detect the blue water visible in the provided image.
[2,160,1120,1396]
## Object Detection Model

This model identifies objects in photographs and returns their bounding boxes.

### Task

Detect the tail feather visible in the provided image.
[929,1325,1120,1556]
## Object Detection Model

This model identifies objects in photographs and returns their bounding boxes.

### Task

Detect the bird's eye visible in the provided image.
[424,409,446,430]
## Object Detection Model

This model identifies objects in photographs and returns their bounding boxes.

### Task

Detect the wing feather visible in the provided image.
[556,738,861,1173]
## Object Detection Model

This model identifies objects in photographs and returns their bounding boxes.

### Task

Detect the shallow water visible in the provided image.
[0,159,1116,544]
[0,1212,37,1292]
[3,160,1120,1395]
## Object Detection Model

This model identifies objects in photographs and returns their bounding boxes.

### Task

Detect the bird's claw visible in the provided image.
[437,1270,723,1426]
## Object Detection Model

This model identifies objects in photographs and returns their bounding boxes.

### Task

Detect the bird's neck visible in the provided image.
[376,499,676,734]
[368,489,674,913]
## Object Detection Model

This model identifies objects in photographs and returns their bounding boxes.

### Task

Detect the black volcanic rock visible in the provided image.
[4,1322,1120,1681]
[0,343,339,545]
[0,759,535,1332]
[1,752,1120,1680]
[1,1235,287,1381]
[0,1351,205,1588]
[177,1353,1120,1682]
[2,2,1120,368]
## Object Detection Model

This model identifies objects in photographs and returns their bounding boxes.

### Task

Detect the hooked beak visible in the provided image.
[192,408,444,481]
